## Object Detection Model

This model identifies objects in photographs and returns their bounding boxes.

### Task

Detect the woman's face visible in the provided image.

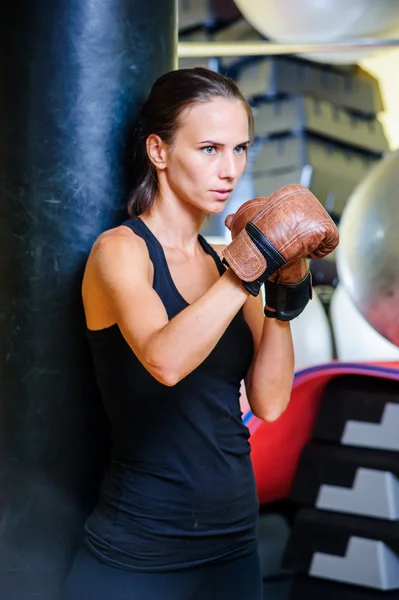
[161,97,250,215]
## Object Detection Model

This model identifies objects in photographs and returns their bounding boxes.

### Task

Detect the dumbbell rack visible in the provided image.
[282,373,399,598]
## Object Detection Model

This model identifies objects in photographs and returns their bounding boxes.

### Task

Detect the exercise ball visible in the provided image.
[233,0,399,64]
[337,150,399,347]
[330,284,399,362]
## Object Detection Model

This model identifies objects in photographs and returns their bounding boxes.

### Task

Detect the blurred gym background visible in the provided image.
[1,1,399,598]
[178,1,399,598]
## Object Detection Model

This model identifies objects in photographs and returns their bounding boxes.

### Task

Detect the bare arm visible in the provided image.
[213,242,295,421]
[243,294,295,422]
[84,232,249,386]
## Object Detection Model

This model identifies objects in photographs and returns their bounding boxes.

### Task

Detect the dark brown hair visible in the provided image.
[127,67,254,217]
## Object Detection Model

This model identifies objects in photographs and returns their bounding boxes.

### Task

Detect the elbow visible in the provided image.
[157,369,181,387]
[264,410,285,423]
[144,348,181,387]
[253,407,284,423]
[147,362,181,387]
[250,394,290,423]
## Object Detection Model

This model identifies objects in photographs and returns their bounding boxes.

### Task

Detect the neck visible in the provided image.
[140,192,205,254]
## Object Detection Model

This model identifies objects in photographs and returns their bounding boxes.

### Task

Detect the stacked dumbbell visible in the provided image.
[228,54,388,219]
[283,373,399,599]
[196,31,389,240]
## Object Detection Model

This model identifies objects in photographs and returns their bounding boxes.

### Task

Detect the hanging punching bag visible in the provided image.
[0,1,176,598]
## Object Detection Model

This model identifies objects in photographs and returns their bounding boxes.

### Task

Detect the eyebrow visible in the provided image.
[197,139,251,147]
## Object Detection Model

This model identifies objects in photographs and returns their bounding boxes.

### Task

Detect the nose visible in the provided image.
[218,152,239,181]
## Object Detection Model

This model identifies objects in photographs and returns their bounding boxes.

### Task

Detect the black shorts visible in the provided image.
[59,544,263,600]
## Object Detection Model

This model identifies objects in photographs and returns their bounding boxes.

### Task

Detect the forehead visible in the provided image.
[177,98,249,140]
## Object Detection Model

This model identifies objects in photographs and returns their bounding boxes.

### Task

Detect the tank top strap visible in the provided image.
[121,217,195,318]
[122,217,184,310]
[121,218,226,317]
[122,218,226,278]
[122,217,165,268]
[198,234,226,276]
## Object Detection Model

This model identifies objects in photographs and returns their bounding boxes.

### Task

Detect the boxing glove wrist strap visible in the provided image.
[264,271,312,321]
[241,222,287,296]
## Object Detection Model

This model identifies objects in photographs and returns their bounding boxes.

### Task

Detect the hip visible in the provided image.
[84,454,259,569]
[84,502,259,572]
[60,541,263,600]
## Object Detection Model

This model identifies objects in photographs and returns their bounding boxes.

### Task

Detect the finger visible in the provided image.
[225,213,234,230]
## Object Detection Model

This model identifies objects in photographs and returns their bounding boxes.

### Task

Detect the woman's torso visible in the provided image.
[83,217,259,571]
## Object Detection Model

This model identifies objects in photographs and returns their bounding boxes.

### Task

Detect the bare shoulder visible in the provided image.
[92,224,149,269]
[92,224,147,259]
[82,225,153,329]
[84,224,152,293]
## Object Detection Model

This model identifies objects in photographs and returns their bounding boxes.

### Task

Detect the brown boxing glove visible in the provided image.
[224,195,312,320]
[222,184,339,300]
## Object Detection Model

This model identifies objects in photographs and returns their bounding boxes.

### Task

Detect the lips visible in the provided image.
[210,189,233,200]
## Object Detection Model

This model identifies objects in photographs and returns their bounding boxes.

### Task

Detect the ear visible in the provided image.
[146,134,168,170]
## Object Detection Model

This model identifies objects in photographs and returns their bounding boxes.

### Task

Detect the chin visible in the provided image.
[204,200,230,216]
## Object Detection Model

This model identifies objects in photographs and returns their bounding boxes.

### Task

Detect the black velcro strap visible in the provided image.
[264,272,312,321]
[245,222,287,279]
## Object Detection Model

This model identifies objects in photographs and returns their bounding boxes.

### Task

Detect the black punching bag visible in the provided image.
[0,1,176,598]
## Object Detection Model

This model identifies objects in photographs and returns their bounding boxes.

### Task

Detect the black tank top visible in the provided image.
[84,218,259,571]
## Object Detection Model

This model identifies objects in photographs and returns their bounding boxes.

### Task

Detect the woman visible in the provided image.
[61,67,294,600]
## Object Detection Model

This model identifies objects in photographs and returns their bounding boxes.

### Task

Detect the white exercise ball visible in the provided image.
[337,150,399,347]
[290,291,333,372]
[330,284,399,362]
[233,0,399,64]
